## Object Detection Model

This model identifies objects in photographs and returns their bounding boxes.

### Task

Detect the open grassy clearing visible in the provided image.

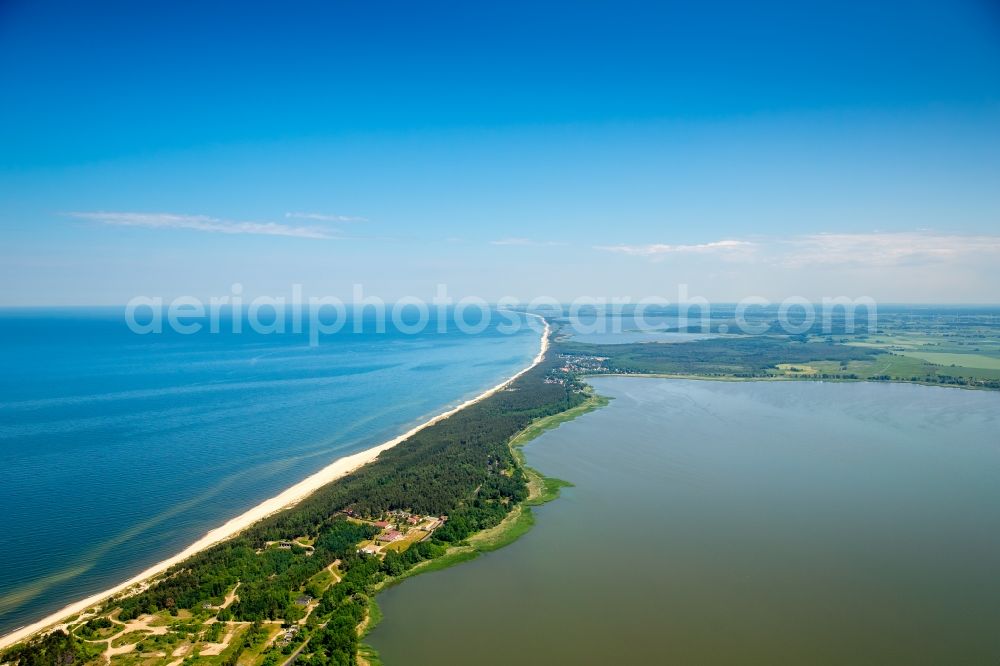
[897,351,1000,370]
[111,631,150,649]
[306,566,340,592]
[807,354,1000,382]
[234,625,281,666]
[380,530,428,554]
[775,363,819,375]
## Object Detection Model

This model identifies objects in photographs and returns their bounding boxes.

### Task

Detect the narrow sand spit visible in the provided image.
[0,315,550,650]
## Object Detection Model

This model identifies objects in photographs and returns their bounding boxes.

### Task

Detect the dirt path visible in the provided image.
[222,581,241,608]
[0,320,550,653]
[99,614,170,662]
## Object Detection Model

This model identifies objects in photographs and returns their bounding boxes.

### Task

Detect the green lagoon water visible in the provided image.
[367,377,1000,665]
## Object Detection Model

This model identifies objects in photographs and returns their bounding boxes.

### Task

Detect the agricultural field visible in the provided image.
[559,307,1000,390]
[896,351,1000,370]
[822,308,1000,385]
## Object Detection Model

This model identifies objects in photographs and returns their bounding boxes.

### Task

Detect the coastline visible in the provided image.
[358,374,1000,665]
[357,388,609,664]
[0,315,550,652]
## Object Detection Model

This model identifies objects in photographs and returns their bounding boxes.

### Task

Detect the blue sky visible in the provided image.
[1,0,999,304]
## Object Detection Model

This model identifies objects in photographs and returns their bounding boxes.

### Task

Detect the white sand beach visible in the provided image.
[0,316,549,650]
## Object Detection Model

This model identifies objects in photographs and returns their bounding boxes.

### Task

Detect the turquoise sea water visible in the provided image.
[0,308,540,636]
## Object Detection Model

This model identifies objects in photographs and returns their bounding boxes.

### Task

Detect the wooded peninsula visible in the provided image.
[3,326,587,666]
[6,308,997,666]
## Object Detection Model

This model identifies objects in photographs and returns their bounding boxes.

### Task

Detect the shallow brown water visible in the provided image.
[367,378,1000,665]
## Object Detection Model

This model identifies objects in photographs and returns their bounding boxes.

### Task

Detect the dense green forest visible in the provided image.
[559,336,879,376]
[7,315,997,666]
[3,343,585,666]
[557,306,1000,389]
[558,331,1000,389]
[2,630,100,666]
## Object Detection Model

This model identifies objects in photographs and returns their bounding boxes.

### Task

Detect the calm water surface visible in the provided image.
[559,314,719,344]
[368,377,1000,665]
[0,308,539,636]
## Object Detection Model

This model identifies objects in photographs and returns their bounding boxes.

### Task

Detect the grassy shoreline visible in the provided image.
[357,368,990,661]
[356,390,609,663]
[358,360,980,666]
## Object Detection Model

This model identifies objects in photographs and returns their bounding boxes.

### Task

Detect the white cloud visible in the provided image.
[490,237,567,247]
[285,212,367,223]
[68,211,334,239]
[778,232,1000,268]
[596,232,1000,268]
[595,239,755,257]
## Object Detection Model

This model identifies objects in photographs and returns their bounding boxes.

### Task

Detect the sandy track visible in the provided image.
[0,315,549,650]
